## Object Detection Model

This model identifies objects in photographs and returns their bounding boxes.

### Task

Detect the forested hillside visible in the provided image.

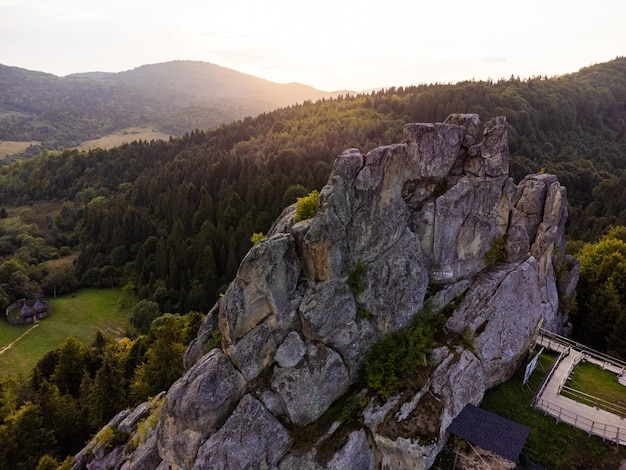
[0,60,339,155]
[0,57,625,316]
[1,57,626,468]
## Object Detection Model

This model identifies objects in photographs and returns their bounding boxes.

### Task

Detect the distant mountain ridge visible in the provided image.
[0,60,345,154]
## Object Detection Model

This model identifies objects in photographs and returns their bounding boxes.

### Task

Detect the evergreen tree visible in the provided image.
[87,347,127,428]
[0,402,56,470]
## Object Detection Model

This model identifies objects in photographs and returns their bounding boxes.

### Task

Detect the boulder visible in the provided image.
[447,259,543,388]
[271,341,350,426]
[219,233,300,344]
[327,429,375,470]
[156,349,246,468]
[192,394,293,469]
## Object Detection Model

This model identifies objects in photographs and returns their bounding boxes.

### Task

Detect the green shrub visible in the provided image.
[357,307,373,321]
[59,245,72,256]
[127,405,161,452]
[460,326,475,352]
[364,311,445,399]
[96,426,129,450]
[295,190,319,222]
[347,260,368,296]
[484,235,507,268]
[250,232,266,244]
[339,391,367,425]
[205,329,223,352]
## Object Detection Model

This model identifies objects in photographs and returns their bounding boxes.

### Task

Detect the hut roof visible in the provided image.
[33,298,47,311]
[447,404,530,463]
[20,303,34,315]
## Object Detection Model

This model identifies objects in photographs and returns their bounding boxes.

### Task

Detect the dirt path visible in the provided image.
[0,323,39,356]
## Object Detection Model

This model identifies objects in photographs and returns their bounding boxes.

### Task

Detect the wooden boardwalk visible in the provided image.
[534,331,626,445]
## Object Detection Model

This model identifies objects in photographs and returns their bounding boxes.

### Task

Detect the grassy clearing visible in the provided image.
[479,351,626,469]
[76,127,172,151]
[566,361,626,407]
[0,288,131,376]
[0,140,39,157]
[0,201,64,235]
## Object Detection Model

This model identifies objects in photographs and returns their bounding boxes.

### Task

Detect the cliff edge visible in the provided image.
[73,114,578,470]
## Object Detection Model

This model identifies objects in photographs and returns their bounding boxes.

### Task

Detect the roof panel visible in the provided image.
[447,404,530,462]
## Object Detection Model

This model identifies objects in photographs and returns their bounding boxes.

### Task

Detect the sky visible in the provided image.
[1,0,624,92]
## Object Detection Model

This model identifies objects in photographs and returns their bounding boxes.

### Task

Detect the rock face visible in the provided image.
[74,114,578,470]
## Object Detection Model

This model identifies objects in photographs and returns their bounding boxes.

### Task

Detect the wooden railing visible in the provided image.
[534,398,626,446]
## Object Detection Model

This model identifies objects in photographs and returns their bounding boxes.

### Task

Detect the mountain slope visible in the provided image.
[0,61,342,151]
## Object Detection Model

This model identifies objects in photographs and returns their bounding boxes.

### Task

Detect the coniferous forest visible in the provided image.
[1,57,626,467]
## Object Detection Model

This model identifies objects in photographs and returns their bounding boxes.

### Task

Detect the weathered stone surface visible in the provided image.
[430,349,485,434]
[184,302,219,369]
[404,122,465,180]
[506,223,530,262]
[428,280,471,315]
[192,394,293,470]
[278,450,324,470]
[117,392,164,435]
[444,113,482,141]
[120,428,162,470]
[358,229,429,334]
[512,173,559,243]
[156,349,246,468]
[430,175,514,282]
[327,429,375,470]
[323,316,376,381]
[363,348,485,470]
[481,115,509,177]
[294,210,348,282]
[258,387,286,417]
[268,202,297,236]
[275,330,307,368]
[219,233,300,344]
[349,144,411,259]
[271,341,350,426]
[226,318,276,381]
[300,278,356,340]
[447,259,543,387]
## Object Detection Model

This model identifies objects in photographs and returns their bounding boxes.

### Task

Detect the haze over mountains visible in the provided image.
[0,60,345,153]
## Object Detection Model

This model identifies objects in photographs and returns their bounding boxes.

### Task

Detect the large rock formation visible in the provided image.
[73,114,578,470]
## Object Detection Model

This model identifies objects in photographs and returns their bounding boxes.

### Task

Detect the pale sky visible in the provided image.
[1,0,624,91]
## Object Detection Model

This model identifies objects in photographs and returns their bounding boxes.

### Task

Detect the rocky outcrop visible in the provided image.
[74,114,578,470]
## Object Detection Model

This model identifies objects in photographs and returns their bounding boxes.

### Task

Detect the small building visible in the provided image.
[5,298,51,325]
[447,404,536,469]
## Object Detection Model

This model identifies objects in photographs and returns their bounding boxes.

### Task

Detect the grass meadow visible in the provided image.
[0,140,39,158]
[76,127,171,151]
[0,288,131,376]
[567,361,626,405]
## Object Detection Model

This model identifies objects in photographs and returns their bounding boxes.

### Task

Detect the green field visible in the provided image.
[0,288,132,376]
[563,361,626,413]
[76,127,172,151]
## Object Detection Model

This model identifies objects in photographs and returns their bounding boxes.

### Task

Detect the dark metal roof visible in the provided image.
[447,404,531,463]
